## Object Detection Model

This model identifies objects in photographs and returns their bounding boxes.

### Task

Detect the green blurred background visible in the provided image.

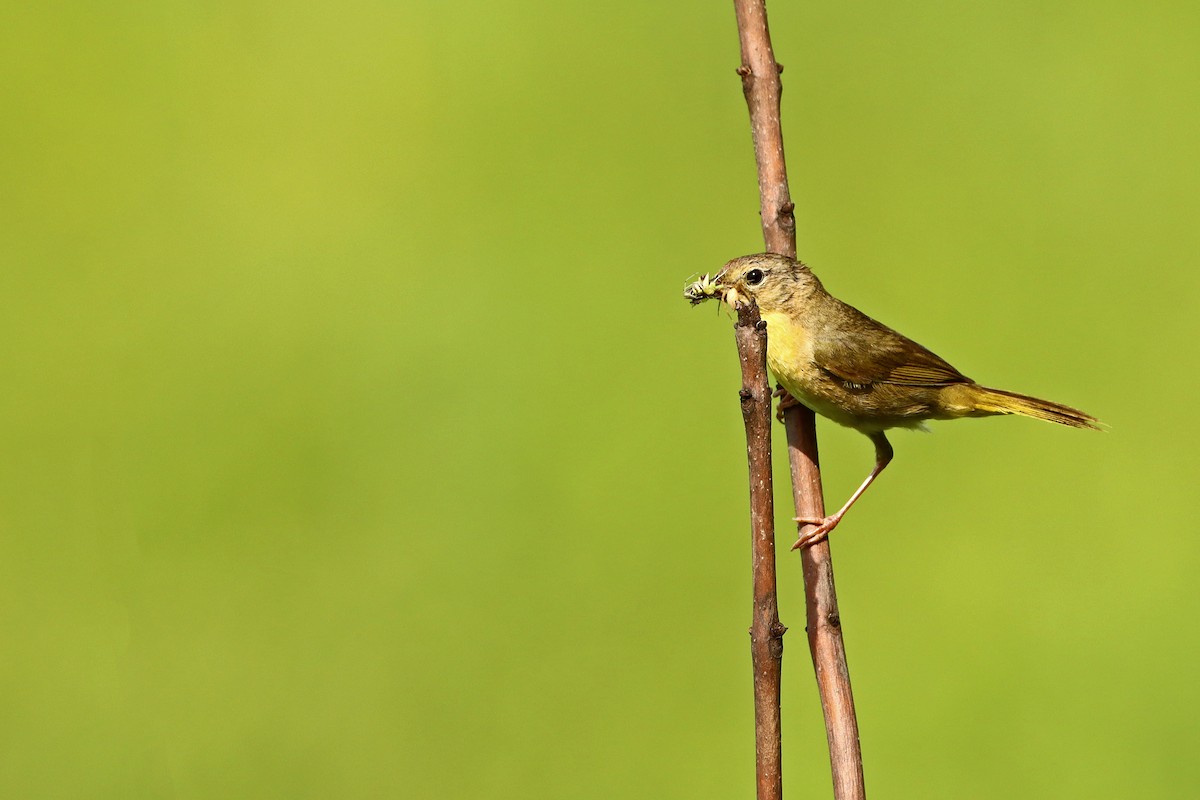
[3,1,1197,797]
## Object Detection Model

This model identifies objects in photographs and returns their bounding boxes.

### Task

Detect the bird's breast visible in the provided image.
[761,310,810,376]
[762,310,819,398]
[761,310,867,430]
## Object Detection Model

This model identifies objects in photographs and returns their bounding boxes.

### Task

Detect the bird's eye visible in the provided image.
[745,268,765,286]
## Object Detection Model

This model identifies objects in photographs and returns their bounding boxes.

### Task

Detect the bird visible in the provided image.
[685,252,1099,550]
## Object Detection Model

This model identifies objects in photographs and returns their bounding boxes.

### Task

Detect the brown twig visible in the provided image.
[732,2,867,798]
[734,301,786,800]
[783,412,865,799]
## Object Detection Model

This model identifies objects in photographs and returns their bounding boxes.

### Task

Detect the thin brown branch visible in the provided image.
[732,0,795,256]
[783,407,865,800]
[734,301,786,800]
[732,2,867,798]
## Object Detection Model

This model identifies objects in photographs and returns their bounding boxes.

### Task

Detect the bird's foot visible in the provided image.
[773,388,800,423]
[791,515,843,550]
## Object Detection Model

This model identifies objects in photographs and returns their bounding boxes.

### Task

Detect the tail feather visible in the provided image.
[973,387,1101,430]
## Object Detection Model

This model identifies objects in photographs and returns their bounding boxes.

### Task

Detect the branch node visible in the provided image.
[736,64,752,77]
[776,62,784,73]
[768,636,784,659]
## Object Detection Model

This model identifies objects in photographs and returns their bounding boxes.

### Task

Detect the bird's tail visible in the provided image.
[972,386,1101,430]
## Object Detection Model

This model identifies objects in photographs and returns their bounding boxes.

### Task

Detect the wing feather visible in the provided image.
[811,301,970,388]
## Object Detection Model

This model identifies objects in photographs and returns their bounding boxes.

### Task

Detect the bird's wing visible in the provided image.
[812,303,970,388]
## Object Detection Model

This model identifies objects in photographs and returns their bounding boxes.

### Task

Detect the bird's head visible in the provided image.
[684,253,821,314]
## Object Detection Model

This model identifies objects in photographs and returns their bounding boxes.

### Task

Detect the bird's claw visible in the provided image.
[774,388,800,423]
[791,515,841,550]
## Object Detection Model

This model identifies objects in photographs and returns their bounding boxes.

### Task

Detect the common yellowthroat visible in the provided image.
[685,253,1099,550]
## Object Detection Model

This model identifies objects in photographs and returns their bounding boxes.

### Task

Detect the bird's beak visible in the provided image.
[682,267,746,309]
[722,286,746,309]
[714,272,745,309]
[710,266,747,309]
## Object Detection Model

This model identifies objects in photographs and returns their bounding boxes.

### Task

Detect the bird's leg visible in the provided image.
[773,384,801,422]
[792,431,893,550]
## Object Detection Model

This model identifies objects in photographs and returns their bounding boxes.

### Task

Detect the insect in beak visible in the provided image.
[683,273,724,305]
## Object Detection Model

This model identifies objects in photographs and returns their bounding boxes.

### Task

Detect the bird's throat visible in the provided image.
[760,309,812,393]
